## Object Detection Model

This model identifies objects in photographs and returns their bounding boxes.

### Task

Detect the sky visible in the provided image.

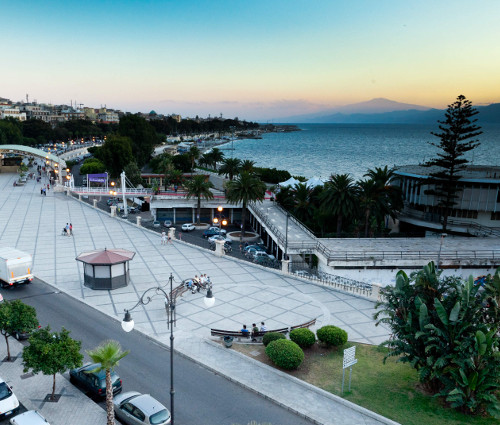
[3,0,500,121]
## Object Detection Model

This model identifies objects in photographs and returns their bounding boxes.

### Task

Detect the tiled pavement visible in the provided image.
[0,171,397,425]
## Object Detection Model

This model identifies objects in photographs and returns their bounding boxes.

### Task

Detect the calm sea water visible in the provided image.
[225,124,500,181]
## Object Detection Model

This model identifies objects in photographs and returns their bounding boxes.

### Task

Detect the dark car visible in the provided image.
[202,229,220,238]
[69,363,122,398]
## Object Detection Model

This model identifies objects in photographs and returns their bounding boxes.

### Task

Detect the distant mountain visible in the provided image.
[280,98,500,124]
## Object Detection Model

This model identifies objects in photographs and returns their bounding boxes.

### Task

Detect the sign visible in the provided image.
[341,346,357,393]
[343,346,358,369]
[88,173,108,183]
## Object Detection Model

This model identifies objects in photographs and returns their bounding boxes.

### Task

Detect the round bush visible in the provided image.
[265,339,304,370]
[262,331,286,347]
[289,328,316,348]
[316,325,348,347]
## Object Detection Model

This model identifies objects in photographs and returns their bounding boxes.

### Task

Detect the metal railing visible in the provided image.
[71,187,151,195]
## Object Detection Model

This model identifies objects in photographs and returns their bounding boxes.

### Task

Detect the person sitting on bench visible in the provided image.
[251,323,259,341]
[241,324,250,337]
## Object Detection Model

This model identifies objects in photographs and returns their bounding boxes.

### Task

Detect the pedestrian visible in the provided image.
[260,322,267,332]
[43,188,46,196]
[251,323,259,341]
[69,223,73,236]
[40,187,43,195]
[161,231,167,245]
[167,234,172,244]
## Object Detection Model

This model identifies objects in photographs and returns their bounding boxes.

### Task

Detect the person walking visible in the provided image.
[178,232,182,241]
[69,223,73,236]
[65,223,70,236]
[167,233,172,244]
[161,231,167,245]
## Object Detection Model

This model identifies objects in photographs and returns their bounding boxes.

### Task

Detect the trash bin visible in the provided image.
[223,336,234,348]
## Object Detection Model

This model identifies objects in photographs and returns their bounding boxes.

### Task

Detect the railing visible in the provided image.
[324,249,500,262]
[289,261,374,298]
[274,203,317,239]
[70,187,151,195]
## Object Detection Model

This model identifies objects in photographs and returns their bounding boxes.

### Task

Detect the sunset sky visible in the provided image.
[3,0,499,121]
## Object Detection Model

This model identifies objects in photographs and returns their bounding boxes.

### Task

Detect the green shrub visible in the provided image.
[316,325,348,347]
[265,339,304,370]
[289,328,316,348]
[262,332,286,347]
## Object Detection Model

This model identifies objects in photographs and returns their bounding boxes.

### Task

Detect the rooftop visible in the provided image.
[395,164,500,182]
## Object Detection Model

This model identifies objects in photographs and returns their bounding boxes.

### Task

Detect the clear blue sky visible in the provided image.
[3,0,499,120]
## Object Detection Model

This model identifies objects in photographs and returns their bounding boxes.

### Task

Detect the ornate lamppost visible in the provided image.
[121,273,214,425]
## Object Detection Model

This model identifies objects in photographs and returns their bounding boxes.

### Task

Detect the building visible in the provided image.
[0,107,26,121]
[18,104,50,121]
[97,108,119,124]
[393,165,500,235]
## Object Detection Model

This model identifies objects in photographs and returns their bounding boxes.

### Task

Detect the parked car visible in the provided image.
[153,220,161,228]
[107,198,119,206]
[181,223,195,232]
[69,363,122,399]
[9,410,51,425]
[245,247,268,259]
[113,391,171,425]
[207,226,226,236]
[202,229,221,238]
[163,220,173,227]
[253,251,275,261]
[208,235,232,244]
[243,244,266,253]
[0,376,20,420]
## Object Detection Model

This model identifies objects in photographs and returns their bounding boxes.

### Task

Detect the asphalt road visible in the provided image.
[2,281,313,425]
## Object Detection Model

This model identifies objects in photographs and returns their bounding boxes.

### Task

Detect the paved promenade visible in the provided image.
[0,172,395,425]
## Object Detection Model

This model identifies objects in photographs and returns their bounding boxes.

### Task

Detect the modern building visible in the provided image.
[393,165,500,235]
[0,107,26,121]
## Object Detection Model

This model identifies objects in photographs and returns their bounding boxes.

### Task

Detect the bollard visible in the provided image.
[93,199,97,208]
[168,227,176,240]
[214,239,225,257]
[78,194,82,201]
[110,206,117,217]
[136,216,142,226]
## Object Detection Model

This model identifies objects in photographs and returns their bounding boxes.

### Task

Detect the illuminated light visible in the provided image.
[28,268,30,274]
[222,219,228,226]
[217,206,223,212]
[66,175,70,180]
[213,217,219,224]
[11,271,14,278]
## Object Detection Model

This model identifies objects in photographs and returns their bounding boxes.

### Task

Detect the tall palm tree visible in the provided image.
[364,166,403,233]
[185,175,214,224]
[226,172,266,239]
[169,169,184,189]
[160,157,174,190]
[218,157,241,180]
[187,145,200,171]
[87,340,129,425]
[291,183,314,225]
[320,174,358,237]
[357,178,378,237]
[240,159,256,173]
[199,152,211,168]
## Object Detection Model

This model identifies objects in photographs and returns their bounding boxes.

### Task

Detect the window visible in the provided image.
[491,212,500,221]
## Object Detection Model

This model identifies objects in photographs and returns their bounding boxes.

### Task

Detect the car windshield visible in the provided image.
[150,409,170,424]
[0,382,12,401]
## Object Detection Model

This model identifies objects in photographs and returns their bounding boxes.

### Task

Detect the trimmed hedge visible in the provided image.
[265,339,304,370]
[262,332,286,347]
[316,325,348,347]
[289,328,316,348]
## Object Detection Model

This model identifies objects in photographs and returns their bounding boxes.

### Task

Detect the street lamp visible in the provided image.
[213,206,227,237]
[436,233,447,271]
[121,273,214,425]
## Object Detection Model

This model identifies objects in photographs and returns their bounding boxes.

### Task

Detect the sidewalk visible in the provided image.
[0,339,107,425]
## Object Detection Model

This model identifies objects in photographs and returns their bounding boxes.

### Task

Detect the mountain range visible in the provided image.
[280,98,500,124]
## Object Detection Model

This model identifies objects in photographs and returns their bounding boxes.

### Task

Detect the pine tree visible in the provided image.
[425,95,482,231]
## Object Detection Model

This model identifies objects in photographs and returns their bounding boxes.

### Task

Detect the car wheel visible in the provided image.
[70,375,77,384]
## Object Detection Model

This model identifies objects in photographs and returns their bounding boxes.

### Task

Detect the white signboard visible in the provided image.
[343,346,358,369]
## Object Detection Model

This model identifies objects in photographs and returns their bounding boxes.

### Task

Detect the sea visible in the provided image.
[223,124,500,181]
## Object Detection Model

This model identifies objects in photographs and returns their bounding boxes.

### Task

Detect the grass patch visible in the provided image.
[232,342,495,425]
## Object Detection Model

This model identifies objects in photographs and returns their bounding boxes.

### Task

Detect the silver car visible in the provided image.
[113,391,171,425]
[9,410,50,425]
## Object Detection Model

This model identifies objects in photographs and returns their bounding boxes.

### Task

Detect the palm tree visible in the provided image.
[291,183,314,225]
[169,169,184,189]
[187,145,201,171]
[218,157,241,180]
[185,175,214,224]
[226,171,266,239]
[240,159,256,173]
[209,147,224,170]
[363,166,403,233]
[357,178,378,237]
[87,340,129,425]
[160,157,174,190]
[199,153,211,168]
[320,174,358,237]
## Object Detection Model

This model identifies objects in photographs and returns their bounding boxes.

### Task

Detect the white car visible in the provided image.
[0,377,19,420]
[208,235,232,244]
[153,220,161,228]
[114,391,171,425]
[181,223,195,232]
[9,410,50,425]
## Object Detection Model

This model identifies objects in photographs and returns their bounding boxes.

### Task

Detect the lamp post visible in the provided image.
[213,206,227,237]
[436,233,447,272]
[284,211,290,261]
[121,273,214,425]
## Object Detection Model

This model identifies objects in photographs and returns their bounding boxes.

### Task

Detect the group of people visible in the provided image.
[186,274,212,293]
[62,222,73,236]
[160,231,172,245]
[241,322,267,341]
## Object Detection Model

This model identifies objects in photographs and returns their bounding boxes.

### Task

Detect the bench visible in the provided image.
[210,327,289,342]
[289,318,317,332]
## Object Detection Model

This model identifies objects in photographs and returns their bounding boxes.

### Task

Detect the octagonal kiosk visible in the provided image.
[76,248,135,290]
